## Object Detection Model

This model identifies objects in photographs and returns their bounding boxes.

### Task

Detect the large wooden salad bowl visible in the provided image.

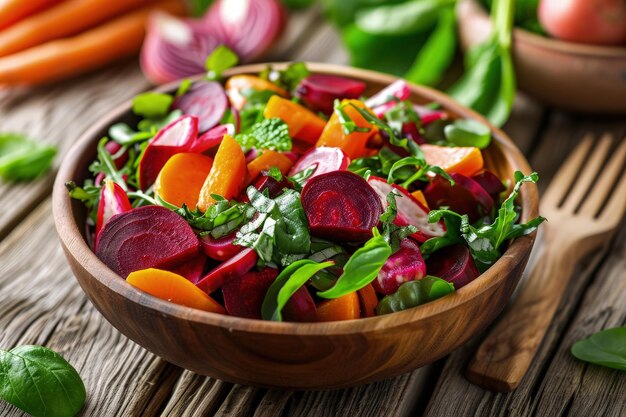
[53,63,539,389]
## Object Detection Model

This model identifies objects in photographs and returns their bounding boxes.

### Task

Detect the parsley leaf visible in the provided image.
[235,118,292,152]
[0,133,56,182]
[176,197,254,239]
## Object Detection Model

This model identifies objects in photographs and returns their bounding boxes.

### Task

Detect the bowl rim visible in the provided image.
[53,62,538,336]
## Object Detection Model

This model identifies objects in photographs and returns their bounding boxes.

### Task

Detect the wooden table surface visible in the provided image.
[1,8,624,417]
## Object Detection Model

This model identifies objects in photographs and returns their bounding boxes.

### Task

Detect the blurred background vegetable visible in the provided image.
[0,133,56,182]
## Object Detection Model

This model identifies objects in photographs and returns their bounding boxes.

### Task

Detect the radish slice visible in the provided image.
[203,0,286,62]
[138,115,198,190]
[95,179,132,249]
[296,75,366,114]
[141,12,220,84]
[104,140,128,169]
[196,248,258,294]
[373,238,426,295]
[366,79,411,109]
[419,110,448,125]
[427,244,479,289]
[424,173,494,223]
[173,81,229,133]
[189,124,234,153]
[288,147,350,181]
[367,176,445,242]
[200,232,243,261]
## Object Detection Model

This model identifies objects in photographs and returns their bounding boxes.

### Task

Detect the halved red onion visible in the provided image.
[288,147,350,182]
[173,81,229,133]
[189,124,234,154]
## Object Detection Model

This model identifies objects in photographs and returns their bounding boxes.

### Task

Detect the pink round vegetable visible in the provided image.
[168,253,207,284]
[104,140,128,169]
[426,244,479,289]
[96,206,200,278]
[372,238,426,295]
[173,81,229,133]
[367,176,445,242]
[296,74,366,114]
[196,248,258,294]
[418,110,448,125]
[424,173,494,222]
[189,124,234,154]
[138,115,198,190]
[95,179,132,249]
[288,147,350,181]
[200,232,243,261]
[365,79,411,109]
[301,171,383,243]
[472,170,505,201]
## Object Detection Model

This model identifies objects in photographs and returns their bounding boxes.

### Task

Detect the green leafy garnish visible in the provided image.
[65,180,101,223]
[235,118,292,152]
[262,260,334,321]
[355,0,454,36]
[383,100,421,134]
[443,119,491,149]
[571,327,626,371]
[420,210,463,258]
[317,229,392,299]
[0,345,86,417]
[176,197,254,239]
[108,123,153,146]
[387,156,453,189]
[287,166,315,191]
[132,93,173,118]
[0,133,56,182]
[260,62,310,93]
[376,276,455,315]
[205,45,239,80]
[380,192,418,251]
[89,138,127,191]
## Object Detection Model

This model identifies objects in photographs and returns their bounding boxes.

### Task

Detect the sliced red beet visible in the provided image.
[296,74,366,115]
[253,175,292,198]
[372,239,426,295]
[301,171,383,243]
[200,232,243,261]
[168,253,207,284]
[222,268,278,319]
[196,248,258,294]
[402,122,425,145]
[427,244,480,289]
[365,79,411,109]
[472,170,505,202]
[288,147,350,182]
[138,115,198,190]
[173,81,228,133]
[188,124,234,154]
[367,176,445,242]
[282,287,317,322]
[96,206,200,278]
[95,180,132,249]
[424,173,495,222]
[104,140,128,169]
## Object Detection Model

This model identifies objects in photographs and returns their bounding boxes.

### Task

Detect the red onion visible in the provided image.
[296,75,366,114]
[173,80,228,132]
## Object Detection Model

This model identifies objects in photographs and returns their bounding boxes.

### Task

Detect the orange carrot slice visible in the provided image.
[225,75,288,110]
[316,99,378,159]
[357,284,378,318]
[246,150,294,182]
[316,292,360,322]
[127,268,225,313]
[411,190,429,209]
[197,134,247,211]
[155,153,214,208]
[421,144,484,177]
[263,95,327,144]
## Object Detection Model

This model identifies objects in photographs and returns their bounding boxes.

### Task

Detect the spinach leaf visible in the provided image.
[205,45,239,80]
[262,260,334,321]
[317,229,392,299]
[0,345,86,417]
[376,276,455,315]
[443,119,491,149]
[108,123,153,146]
[420,210,464,257]
[355,0,454,36]
[235,118,292,152]
[0,134,56,182]
[132,93,173,118]
[176,197,254,239]
[571,327,626,371]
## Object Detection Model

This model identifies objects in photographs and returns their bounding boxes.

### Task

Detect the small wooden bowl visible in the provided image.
[457,0,626,114]
[52,63,538,389]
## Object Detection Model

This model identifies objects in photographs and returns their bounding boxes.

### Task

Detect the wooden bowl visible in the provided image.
[457,0,626,114]
[52,63,538,389]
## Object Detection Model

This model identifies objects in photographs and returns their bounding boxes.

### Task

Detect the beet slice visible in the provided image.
[372,238,426,295]
[282,287,317,322]
[168,253,207,284]
[96,206,200,278]
[424,173,495,222]
[222,268,278,319]
[367,176,445,242]
[253,175,292,198]
[95,180,132,249]
[301,171,383,243]
[188,124,234,153]
[200,232,243,261]
[138,115,198,190]
[427,244,480,289]
[365,79,411,109]
[173,81,228,133]
[196,248,258,294]
[288,147,350,184]
[472,170,505,202]
[296,74,366,115]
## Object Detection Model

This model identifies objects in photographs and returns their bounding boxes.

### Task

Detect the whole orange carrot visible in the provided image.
[0,0,64,30]
[0,0,176,58]
[0,0,185,86]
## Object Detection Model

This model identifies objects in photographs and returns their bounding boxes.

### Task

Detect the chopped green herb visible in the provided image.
[0,133,56,182]
[380,192,418,251]
[235,117,292,152]
[132,93,173,118]
[205,45,239,80]
[261,62,310,92]
[376,276,455,315]
[176,197,254,239]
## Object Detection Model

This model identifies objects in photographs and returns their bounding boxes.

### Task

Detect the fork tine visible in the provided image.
[561,134,612,212]
[580,138,626,218]
[541,134,594,209]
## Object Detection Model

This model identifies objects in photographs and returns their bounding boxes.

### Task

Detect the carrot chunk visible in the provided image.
[246,150,294,182]
[357,284,379,318]
[263,96,327,144]
[127,268,225,313]
[421,144,484,177]
[155,153,214,208]
[316,292,360,322]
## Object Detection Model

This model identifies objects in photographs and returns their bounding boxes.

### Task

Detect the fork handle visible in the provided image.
[466,243,576,392]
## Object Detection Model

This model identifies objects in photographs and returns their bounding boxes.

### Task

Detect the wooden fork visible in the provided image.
[466,134,626,392]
